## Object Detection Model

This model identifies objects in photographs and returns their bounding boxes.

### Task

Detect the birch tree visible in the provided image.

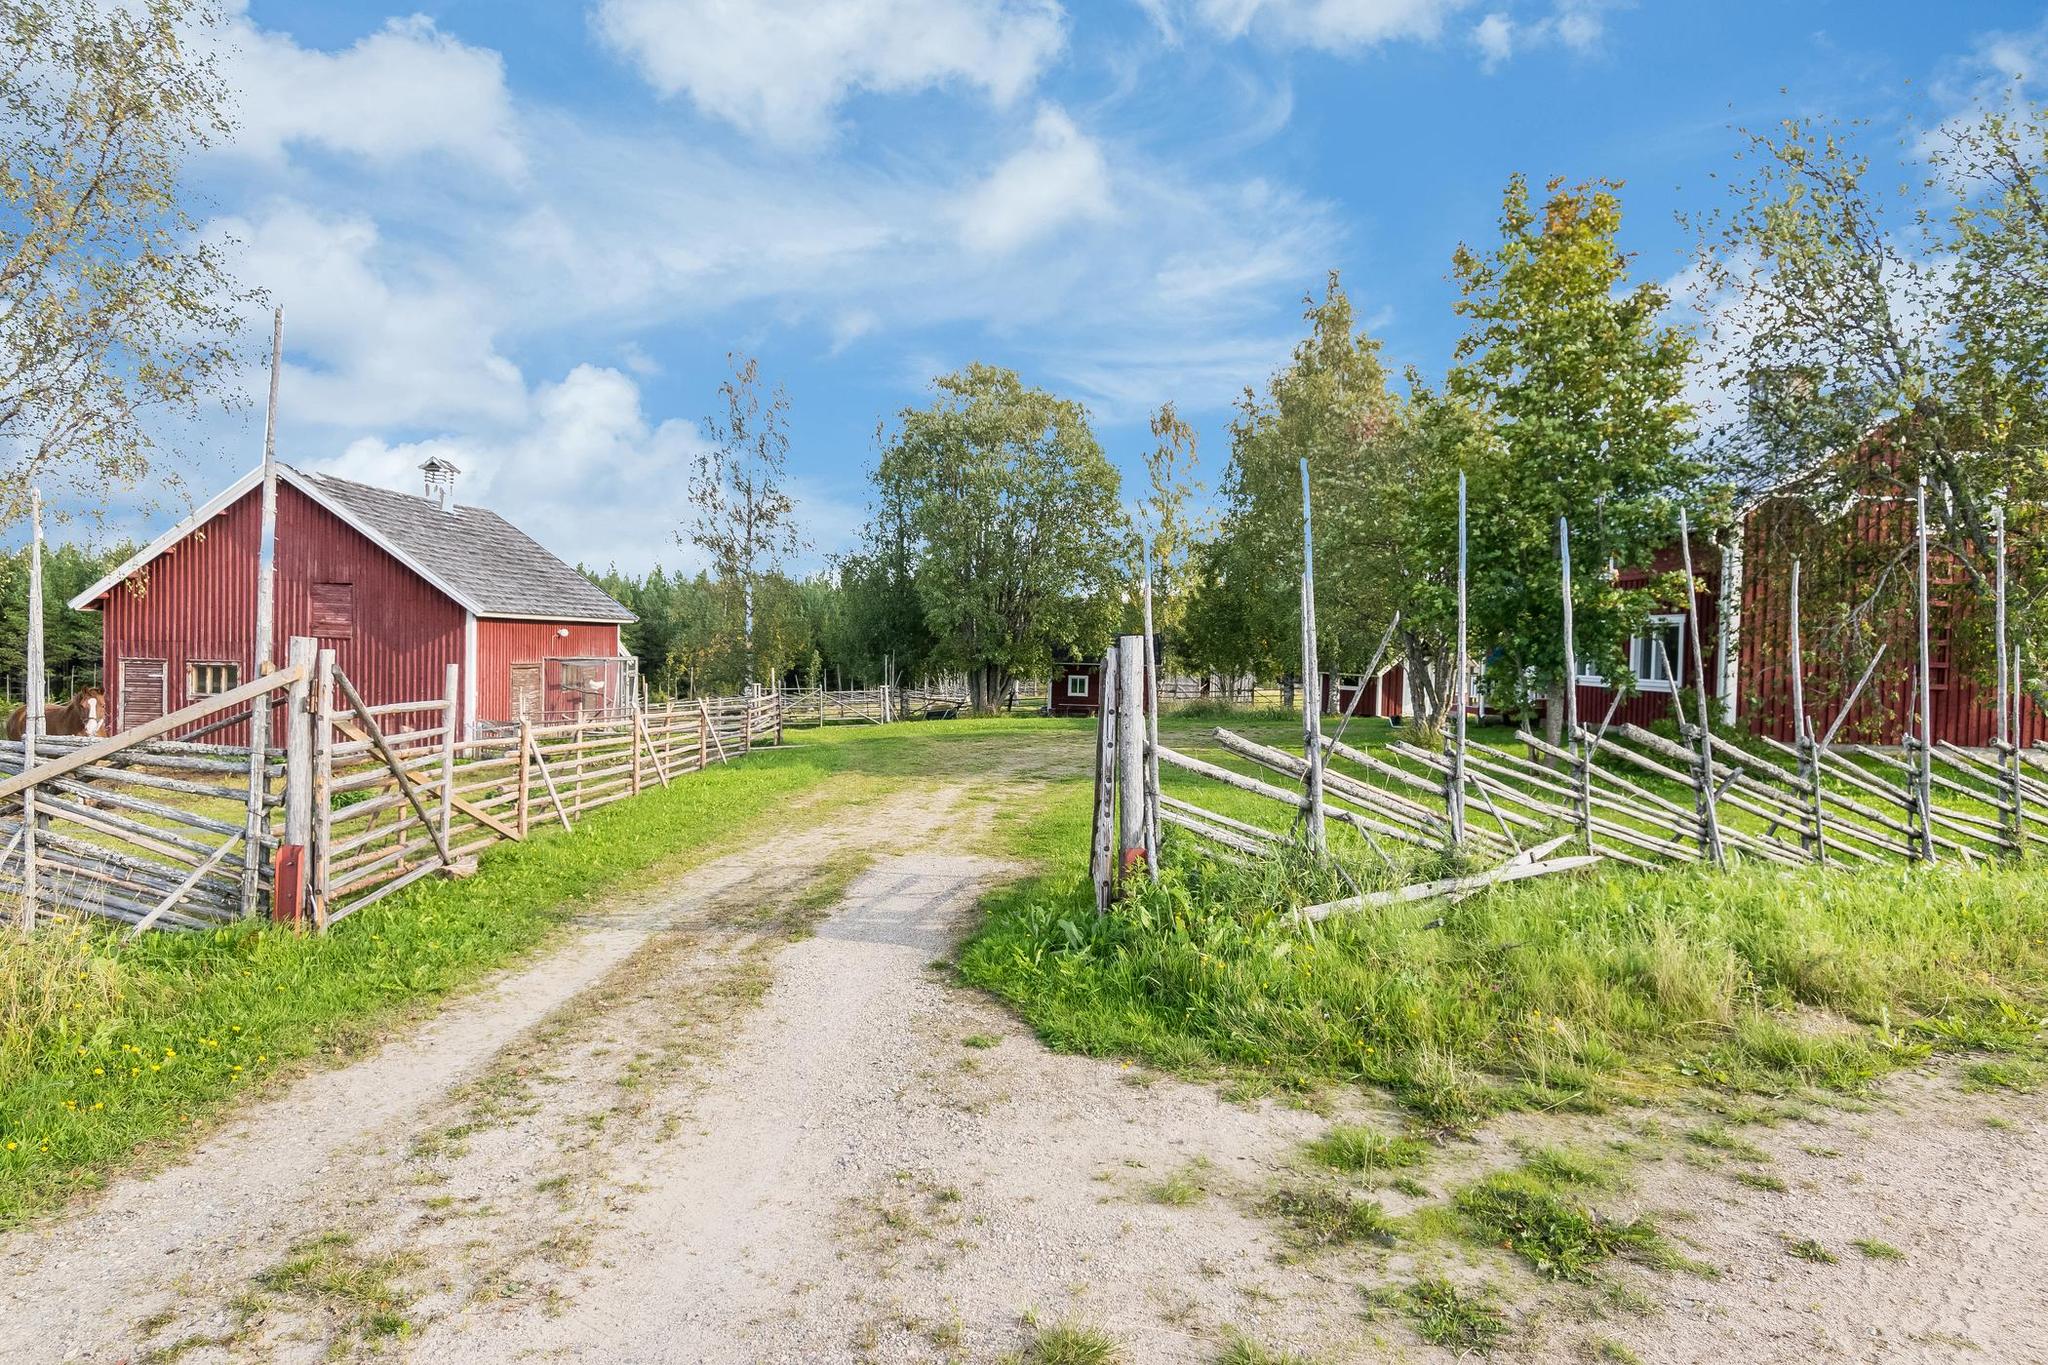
[683,352,805,686]
[0,0,251,525]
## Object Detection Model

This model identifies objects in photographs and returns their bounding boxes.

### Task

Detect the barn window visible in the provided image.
[1629,616,1685,692]
[1066,673,1090,698]
[187,661,241,699]
[312,581,355,639]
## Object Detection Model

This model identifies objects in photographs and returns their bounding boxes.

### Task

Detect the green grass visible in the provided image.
[1852,1237,1905,1261]
[1013,1321,1122,1364]
[1215,1332,1317,1365]
[1147,1158,1213,1206]
[960,819,2048,1126]
[254,1230,418,1345]
[1785,1237,1837,1264]
[1267,1186,1399,1248]
[0,740,868,1228]
[1453,1166,1677,1282]
[1370,1275,1510,1353]
[1302,1123,1430,1175]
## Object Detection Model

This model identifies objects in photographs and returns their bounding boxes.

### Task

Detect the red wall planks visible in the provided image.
[98,483,466,741]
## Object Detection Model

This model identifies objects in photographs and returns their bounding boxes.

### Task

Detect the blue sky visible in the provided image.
[137,0,2047,573]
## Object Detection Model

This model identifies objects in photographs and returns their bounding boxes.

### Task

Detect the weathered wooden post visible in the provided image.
[1449,471,1469,847]
[631,705,645,796]
[242,307,286,920]
[1676,506,1725,866]
[1299,459,1327,860]
[311,647,336,931]
[1140,545,1162,880]
[438,663,459,861]
[698,703,710,772]
[20,488,42,933]
[1913,475,1937,862]
[1090,643,1119,913]
[1558,516,1591,853]
[281,636,317,923]
[774,680,784,745]
[1115,634,1146,889]
[516,719,533,839]
[1787,560,1824,862]
[1995,503,2021,854]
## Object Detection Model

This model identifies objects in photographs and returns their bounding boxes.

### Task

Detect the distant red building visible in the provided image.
[70,459,635,740]
[1049,660,1103,716]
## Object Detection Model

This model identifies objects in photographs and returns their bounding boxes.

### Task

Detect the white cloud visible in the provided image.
[322,364,711,572]
[591,0,1067,144]
[956,105,1114,254]
[219,202,526,431]
[1170,0,1469,52]
[213,8,522,177]
[1473,12,1513,69]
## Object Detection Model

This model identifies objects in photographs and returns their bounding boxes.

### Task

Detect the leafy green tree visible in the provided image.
[1453,175,1700,743]
[1197,275,1465,719]
[871,364,1126,711]
[0,0,252,527]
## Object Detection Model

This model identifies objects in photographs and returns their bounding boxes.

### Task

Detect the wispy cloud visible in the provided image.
[591,0,1067,145]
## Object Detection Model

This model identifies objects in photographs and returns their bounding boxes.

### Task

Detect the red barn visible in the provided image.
[70,459,636,739]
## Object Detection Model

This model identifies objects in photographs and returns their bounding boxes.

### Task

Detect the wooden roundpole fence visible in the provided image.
[282,636,317,922]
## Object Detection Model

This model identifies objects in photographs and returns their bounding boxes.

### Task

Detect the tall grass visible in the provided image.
[960,835,2048,1125]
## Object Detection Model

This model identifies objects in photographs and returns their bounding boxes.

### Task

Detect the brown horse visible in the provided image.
[6,686,107,741]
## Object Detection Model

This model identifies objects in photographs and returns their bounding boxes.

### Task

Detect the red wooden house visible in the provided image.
[1049,660,1103,716]
[70,459,636,740]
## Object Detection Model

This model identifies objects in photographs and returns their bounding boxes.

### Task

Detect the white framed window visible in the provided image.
[1629,616,1685,692]
[187,661,241,699]
[1066,673,1091,698]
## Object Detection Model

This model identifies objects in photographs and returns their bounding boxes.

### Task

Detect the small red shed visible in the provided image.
[70,460,636,739]
[1319,665,1406,721]
[1050,661,1103,716]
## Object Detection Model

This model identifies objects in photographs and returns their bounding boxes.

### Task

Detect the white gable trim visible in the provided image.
[69,463,498,616]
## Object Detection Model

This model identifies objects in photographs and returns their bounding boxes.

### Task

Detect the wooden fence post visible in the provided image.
[517,719,532,839]
[631,707,644,796]
[1091,644,1119,913]
[439,663,459,860]
[1299,460,1328,861]
[1449,471,1469,848]
[698,703,709,772]
[312,647,335,931]
[282,636,316,922]
[1115,634,1147,889]
[20,487,41,933]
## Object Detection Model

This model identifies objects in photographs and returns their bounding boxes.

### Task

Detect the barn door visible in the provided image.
[510,663,541,724]
[119,658,167,732]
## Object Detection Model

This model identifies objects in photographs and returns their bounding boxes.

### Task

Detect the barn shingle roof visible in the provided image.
[293,468,635,624]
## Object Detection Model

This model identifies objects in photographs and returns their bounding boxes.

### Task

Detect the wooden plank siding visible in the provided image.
[473,618,625,724]
[96,483,465,743]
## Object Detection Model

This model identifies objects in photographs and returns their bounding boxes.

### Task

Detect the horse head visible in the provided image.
[76,687,106,737]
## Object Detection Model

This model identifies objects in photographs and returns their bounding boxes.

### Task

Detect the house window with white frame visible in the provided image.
[1066,673,1091,698]
[1629,616,1685,692]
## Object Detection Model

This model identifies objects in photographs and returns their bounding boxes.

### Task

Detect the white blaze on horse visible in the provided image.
[6,686,107,741]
